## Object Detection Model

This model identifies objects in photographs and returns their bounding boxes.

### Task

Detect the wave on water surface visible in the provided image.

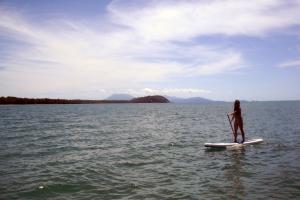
[0,102,300,199]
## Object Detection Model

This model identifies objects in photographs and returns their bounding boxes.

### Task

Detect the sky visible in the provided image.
[0,0,300,101]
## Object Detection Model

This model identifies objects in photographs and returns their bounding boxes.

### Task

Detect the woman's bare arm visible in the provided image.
[228,112,235,122]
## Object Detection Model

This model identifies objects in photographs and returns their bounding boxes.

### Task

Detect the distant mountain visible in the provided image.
[167,96,222,103]
[106,93,134,100]
[130,95,169,103]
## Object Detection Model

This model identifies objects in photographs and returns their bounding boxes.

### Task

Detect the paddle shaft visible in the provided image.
[227,114,234,135]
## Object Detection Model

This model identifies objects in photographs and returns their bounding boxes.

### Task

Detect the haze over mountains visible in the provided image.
[166,96,217,103]
[106,94,134,100]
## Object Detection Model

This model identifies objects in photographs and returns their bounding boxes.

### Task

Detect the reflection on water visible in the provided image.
[225,147,246,198]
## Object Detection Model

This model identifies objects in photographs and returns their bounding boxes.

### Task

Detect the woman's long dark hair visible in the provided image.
[234,100,241,114]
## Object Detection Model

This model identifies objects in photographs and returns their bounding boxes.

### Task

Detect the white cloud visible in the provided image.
[108,0,300,41]
[185,52,244,76]
[142,87,211,97]
[279,59,300,68]
[0,4,244,98]
[1,1,299,98]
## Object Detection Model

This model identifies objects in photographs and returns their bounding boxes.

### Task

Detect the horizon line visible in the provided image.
[1,95,299,103]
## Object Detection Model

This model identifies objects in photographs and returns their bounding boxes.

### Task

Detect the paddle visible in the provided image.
[227,114,234,135]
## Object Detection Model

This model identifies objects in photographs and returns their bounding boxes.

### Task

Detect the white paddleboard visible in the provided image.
[205,138,263,148]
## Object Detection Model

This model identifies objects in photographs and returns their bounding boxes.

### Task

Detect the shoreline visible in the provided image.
[0,95,170,104]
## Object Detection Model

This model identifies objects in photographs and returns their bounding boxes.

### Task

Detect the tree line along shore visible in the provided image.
[0,96,170,104]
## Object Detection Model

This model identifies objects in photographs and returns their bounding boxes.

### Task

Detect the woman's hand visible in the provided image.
[228,113,234,122]
[228,112,234,116]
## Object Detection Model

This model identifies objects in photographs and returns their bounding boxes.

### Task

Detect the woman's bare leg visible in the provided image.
[239,123,245,143]
[234,123,238,143]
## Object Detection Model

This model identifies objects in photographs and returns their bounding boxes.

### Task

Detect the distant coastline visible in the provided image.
[0,96,169,104]
[1,96,298,105]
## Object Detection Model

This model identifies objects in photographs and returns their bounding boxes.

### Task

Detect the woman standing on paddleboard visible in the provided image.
[228,100,245,143]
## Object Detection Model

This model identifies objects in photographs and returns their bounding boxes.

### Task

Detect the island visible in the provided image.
[130,95,169,103]
[0,95,170,104]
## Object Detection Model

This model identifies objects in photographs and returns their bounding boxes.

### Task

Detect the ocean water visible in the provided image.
[0,102,300,200]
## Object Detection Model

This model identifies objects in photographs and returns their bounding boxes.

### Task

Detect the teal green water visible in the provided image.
[1,102,300,199]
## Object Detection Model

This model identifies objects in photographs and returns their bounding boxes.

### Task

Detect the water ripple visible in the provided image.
[0,102,300,199]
